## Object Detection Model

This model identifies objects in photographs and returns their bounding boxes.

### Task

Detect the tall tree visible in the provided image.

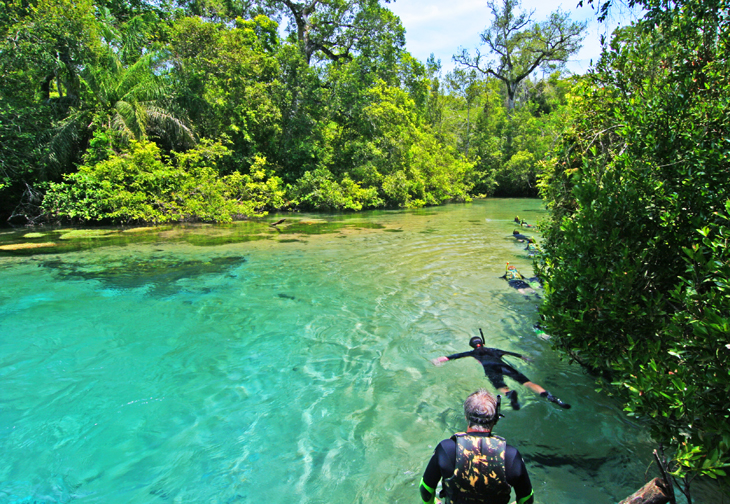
[1,0,102,104]
[264,0,403,64]
[422,54,442,128]
[446,68,483,156]
[454,0,585,110]
[168,16,281,170]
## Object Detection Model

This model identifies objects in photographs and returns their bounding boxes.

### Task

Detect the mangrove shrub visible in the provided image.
[538,0,730,492]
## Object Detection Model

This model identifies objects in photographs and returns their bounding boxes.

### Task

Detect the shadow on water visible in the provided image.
[524,447,627,474]
[182,233,271,247]
[39,255,246,296]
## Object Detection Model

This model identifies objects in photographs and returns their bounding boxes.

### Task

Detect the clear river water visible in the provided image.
[0,199,658,504]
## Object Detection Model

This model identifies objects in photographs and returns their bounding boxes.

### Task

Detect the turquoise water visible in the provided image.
[0,200,655,504]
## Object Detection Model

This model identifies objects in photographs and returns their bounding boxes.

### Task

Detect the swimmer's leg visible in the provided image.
[516,288,532,298]
[497,366,529,410]
[505,389,520,410]
[485,368,520,410]
[495,387,520,410]
[508,280,536,298]
[523,381,570,408]
[499,361,571,409]
[524,381,546,395]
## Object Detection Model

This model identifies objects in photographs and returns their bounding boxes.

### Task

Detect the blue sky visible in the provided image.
[386,0,640,75]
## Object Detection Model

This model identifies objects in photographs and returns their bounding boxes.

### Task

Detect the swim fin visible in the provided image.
[541,391,571,409]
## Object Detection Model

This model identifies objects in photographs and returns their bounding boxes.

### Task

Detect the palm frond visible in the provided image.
[112,99,145,140]
[44,110,88,177]
[116,53,160,102]
[69,50,195,155]
[146,104,196,149]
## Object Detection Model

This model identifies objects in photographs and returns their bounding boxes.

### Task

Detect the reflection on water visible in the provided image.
[0,217,389,256]
[0,200,659,504]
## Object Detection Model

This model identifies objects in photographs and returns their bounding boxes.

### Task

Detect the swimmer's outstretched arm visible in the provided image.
[431,351,472,366]
[431,356,448,366]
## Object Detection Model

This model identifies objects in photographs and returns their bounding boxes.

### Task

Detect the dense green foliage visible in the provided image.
[0,0,580,224]
[42,140,285,223]
[538,0,730,494]
[431,69,577,197]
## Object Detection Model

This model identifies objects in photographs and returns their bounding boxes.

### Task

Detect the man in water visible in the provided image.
[431,332,570,410]
[419,389,534,504]
[501,263,540,297]
[524,241,541,256]
[512,230,535,243]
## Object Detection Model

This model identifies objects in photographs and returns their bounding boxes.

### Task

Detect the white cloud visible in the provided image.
[386,0,638,75]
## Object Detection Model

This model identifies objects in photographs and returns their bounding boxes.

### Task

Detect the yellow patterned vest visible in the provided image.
[440,433,511,504]
[504,263,523,281]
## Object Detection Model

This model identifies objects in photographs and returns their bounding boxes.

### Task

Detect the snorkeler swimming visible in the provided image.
[501,263,541,297]
[512,230,535,243]
[525,241,541,256]
[432,330,570,410]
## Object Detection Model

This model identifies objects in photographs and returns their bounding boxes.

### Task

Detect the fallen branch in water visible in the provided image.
[619,477,671,504]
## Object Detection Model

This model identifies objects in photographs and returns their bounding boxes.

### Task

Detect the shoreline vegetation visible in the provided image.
[2,0,728,501]
[1,0,583,226]
[536,0,730,501]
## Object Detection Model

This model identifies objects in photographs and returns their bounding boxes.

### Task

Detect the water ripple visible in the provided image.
[0,201,654,504]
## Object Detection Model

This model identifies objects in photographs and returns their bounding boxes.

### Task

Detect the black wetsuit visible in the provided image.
[507,276,542,291]
[446,347,530,389]
[501,269,541,292]
[507,278,531,290]
[420,432,533,503]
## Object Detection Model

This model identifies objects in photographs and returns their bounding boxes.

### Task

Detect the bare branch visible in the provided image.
[454,0,586,110]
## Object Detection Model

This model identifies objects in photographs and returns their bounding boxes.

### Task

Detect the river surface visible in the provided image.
[0,199,656,504]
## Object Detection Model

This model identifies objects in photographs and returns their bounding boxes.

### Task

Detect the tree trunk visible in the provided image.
[506,81,518,112]
[465,104,471,156]
[506,89,515,111]
[619,478,671,504]
[41,74,54,100]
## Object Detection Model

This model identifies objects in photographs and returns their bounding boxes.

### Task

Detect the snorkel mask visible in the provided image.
[469,328,487,348]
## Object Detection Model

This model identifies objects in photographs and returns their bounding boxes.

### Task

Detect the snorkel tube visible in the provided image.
[495,394,505,420]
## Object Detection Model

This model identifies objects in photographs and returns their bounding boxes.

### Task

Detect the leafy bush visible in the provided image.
[537,0,730,490]
[43,140,285,223]
[290,167,382,211]
[326,80,475,209]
